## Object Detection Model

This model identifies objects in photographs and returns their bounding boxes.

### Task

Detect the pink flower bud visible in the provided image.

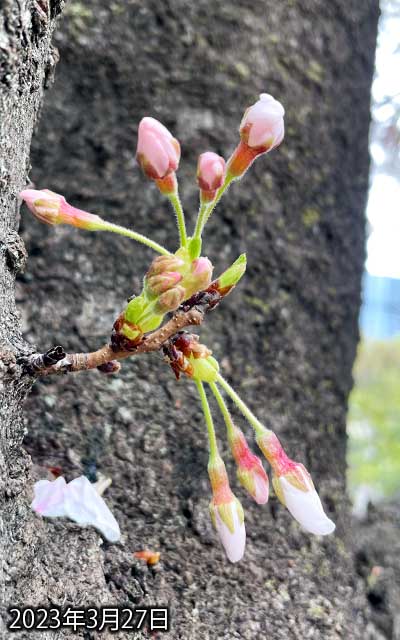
[227,93,284,178]
[181,256,213,298]
[256,430,335,535]
[147,254,185,277]
[208,457,246,563]
[155,285,186,313]
[20,189,64,225]
[136,117,181,181]
[146,271,183,296]
[197,152,226,202]
[240,93,284,151]
[20,189,102,229]
[228,426,269,505]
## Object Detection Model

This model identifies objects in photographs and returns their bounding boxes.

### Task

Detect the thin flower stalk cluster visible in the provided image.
[21,93,335,562]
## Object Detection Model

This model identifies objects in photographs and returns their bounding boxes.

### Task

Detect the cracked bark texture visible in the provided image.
[1,1,380,638]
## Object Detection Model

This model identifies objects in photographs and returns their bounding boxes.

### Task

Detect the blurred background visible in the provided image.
[347,0,400,515]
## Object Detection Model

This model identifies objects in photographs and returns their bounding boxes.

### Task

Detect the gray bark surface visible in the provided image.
[1,1,380,638]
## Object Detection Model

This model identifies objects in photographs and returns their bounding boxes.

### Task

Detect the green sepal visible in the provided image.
[218,254,246,289]
[140,314,164,333]
[124,295,146,323]
[272,474,286,506]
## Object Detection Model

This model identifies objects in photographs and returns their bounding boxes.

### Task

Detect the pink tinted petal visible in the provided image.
[138,129,170,178]
[197,152,225,191]
[215,507,246,563]
[191,256,213,277]
[240,93,285,150]
[253,471,269,505]
[31,477,67,517]
[140,116,173,140]
[136,117,180,179]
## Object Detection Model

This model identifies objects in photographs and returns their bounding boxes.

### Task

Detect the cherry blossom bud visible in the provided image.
[155,285,186,313]
[208,456,246,563]
[228,425,269,504]
[181,256,213,298]
[227,93,284,178]
[191,354,219,383]
[147,255,185,277]
[240,93,284,151]
[136,117,181,181]
[256,430,335,535]
[146,271,183,296]
[197,152,226,202]
[20,189,102,229]
[272,469,335,536]
[31,475,120,542]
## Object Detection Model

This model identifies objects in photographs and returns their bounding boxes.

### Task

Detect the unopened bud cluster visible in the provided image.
[21,91,336,565]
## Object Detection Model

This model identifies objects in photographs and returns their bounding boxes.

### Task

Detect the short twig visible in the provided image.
[20,280,227,378]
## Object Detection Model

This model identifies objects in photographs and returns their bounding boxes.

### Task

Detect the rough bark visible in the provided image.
[1,1,380,638]
[0,1,68,637]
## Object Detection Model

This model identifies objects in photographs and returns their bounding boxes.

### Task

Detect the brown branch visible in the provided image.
[20,308,204,377]
[19,279,226,378]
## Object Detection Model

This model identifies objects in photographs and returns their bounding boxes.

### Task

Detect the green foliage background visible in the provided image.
[347,338,400,498]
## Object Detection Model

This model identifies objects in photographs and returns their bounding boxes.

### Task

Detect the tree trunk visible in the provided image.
[1,1,379,638]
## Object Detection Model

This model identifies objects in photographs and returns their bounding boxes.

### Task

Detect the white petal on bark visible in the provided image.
[31,475,121,543]
[279,477,335,536]
[31,477,67,517]
[215,507,246,563]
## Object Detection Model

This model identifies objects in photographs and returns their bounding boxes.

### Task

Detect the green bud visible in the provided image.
[191,355,219,383]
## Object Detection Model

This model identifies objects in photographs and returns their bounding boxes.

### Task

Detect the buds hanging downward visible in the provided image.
[257,430,335,536]
[228,425,269,505]
[208,455,246,563]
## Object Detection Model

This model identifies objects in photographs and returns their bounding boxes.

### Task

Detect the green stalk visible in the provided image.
[203,174,234,226]
[95,221,171,256]
[190,174,235,257]
[215,373,272,439]
[192,201,210,247]
[195,379,219,462]
[209,381,235,440]
[168,192,188,248]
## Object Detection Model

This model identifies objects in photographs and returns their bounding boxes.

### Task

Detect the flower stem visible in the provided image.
[190,175,235,255]
[96,221,171,256]
[196,379,219,461]
[192,202,209,248]
[168,192,188,248]
[215,373,271,439]
[209,382,235,439]
[203,174,234,227]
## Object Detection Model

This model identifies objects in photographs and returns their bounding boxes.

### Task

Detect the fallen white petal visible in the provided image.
[215,507,246,563]
[279,477,335,536]
[63,477,120,542]
[31,475,120,543]
[31,477,68,517]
